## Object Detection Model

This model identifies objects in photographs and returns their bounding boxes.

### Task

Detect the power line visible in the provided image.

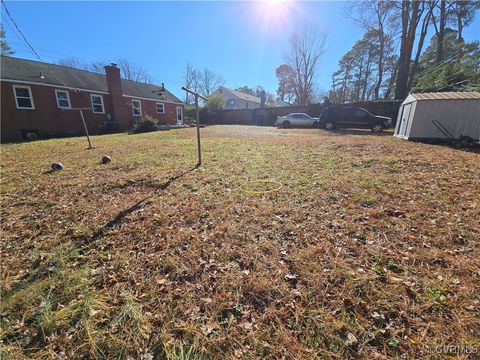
[415,47,465,79]
[433,79,469,92]
[1,0,41,60]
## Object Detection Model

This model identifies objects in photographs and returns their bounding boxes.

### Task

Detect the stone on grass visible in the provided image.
[101,156,112,164]
[51,162,64,171]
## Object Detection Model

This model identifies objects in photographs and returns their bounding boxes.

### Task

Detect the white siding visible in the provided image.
[218,88,262,110]
[407,99,480,140]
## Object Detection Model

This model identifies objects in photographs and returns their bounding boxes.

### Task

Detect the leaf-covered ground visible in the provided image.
[1,126,479,359]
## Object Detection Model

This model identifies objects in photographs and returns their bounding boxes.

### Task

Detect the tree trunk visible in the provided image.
[457,9,464,42]
[395,0,421,100]
[374,28,384,100]
[436,0,446,64]
[408,6,432,89]
[362,45,373,101]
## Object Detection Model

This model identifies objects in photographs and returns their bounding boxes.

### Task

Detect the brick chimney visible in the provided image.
[105,63,129,129]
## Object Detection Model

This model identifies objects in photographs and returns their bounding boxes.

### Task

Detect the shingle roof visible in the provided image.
[410,92,480,100]
[0,56,181,103]
[221,87,261,103]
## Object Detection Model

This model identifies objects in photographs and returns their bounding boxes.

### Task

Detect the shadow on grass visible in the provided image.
[84,165,199,244]
[321,128,394,137]
[421,139,480,154]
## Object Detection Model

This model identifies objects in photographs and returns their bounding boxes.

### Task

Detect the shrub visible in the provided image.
[205,94,224,113]
[133,115,158,133]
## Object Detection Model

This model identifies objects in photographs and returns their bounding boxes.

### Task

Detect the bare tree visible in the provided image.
[283,26,328,105]
[56,57,153,83]
[89,61,106,74]
[198,68,224,97]
[116,59,152,83]
[183,63,201,104]
[57,57,89,70]
[183,64,223,101]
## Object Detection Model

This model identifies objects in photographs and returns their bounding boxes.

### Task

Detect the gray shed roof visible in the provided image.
[409,92,480,101]
[0,56,181,103]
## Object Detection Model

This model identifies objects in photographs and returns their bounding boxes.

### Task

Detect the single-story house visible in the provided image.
[1,56,184,142]
[394,92,480,141]
[216,86,264,110]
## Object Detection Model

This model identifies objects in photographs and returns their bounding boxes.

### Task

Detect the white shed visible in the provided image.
[394,92,480,141]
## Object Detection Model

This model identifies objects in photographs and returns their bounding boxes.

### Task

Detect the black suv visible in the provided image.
[319,106,392,133]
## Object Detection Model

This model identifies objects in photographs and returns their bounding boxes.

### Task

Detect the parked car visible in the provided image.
[275,113,319,128]
[319,106,392,133]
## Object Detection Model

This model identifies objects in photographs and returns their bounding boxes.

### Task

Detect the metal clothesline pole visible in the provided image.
[79,109,92,149]
[182,87,208,167]
[62,107,94,149]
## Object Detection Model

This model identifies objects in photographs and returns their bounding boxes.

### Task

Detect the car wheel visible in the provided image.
[371,124,384,133]
[25,131,38,140]
[313,121,319,128]
[283,121,291,128]
[325,121,334,130]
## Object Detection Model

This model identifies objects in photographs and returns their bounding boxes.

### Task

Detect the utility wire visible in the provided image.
[1,1,74,89]
[415,47,465,79]
[433,79,469,92]
[1,0,41,60]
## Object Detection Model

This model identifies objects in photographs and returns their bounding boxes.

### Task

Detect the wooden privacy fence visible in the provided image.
[200,100,403,127]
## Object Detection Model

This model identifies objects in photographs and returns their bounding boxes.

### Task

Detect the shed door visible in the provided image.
[398,103,412,137]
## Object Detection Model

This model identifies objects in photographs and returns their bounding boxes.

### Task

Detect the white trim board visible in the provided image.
[1,78,184,105]
[1,78,110,95]
[123,94,183,105]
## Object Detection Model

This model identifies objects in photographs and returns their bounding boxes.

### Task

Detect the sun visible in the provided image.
[253,0,294,30]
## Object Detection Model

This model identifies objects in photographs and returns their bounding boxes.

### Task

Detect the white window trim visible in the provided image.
[156,102,165,114]
[55,89,71,109]
[13,85,35,110]
[227,99,235,106]
[90,94,105,114]
[132,99,142,116]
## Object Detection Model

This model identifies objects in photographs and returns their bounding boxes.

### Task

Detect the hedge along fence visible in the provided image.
[200,100,403,127]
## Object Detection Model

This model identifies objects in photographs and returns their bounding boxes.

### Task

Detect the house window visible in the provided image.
[227,99,235,106]
[91,94,104,114]
[13,85,35,109]
[55,89,71,109]
[132,100,142,116]
[156,102,165,114]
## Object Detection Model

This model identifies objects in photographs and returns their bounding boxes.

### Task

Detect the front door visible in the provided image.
[176,107,183,125]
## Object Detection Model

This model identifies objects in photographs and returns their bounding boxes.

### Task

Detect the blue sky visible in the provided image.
[2,1,479,99]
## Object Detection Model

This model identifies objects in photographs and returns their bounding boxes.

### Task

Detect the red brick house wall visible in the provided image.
[1,81,111,141]
[1,64,184,142]
[124,98,181,126]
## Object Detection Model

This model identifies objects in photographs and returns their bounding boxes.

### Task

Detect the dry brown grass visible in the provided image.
[1,126,479,359]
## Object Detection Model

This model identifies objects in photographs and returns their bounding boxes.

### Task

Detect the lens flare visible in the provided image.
[253,0,295,33]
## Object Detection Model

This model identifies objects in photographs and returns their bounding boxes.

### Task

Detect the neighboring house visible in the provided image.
[0,56,184,142]
[216,86,262,110]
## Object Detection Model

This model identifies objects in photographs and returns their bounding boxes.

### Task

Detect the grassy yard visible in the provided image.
[1,126,479,359]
